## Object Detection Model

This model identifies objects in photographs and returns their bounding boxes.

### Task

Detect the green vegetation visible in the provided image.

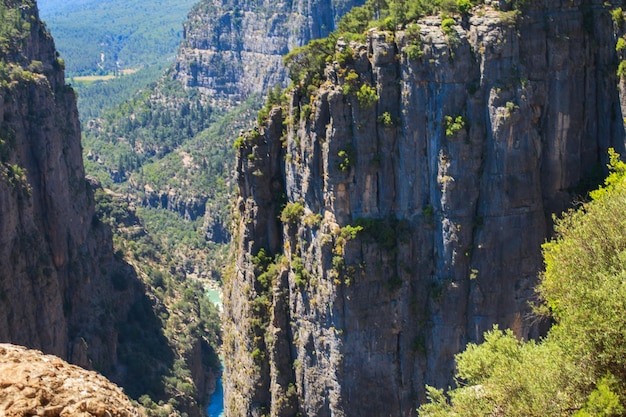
[0,0,34,56]
[456,0,473,15]
[39,0,197,77]
[378,111,394,127]
[612,7,624,27]
[419,150,626,416]
[83,74,216,182]
[280,202,305,223]
[94,189,221,415]
[444,115,466,136]
[440,16,456,36]
[618,60,626,78]
[338,145,355,172]
[257,85,285,125]
[0,162,31,196]
[355,216,409,253]
[84,86,261,284]
[403,23,424,60]
[357,84,379,108]
[74,64,168,120]
[284,0,491,89]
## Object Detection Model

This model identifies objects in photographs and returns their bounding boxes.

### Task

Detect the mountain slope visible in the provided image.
[38,0,198,76]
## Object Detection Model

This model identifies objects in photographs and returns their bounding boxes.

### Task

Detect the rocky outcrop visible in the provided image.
[174,0,366,104]
[142,186,208,221]
[225,1,626,416]
[0,344,145,417]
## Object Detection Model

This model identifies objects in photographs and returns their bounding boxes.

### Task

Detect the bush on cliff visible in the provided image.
[419,150,626,416]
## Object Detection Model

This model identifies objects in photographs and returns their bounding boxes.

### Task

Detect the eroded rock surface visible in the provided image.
[174,0,366,104]
[0,344,144,417]
[225,1,626,416]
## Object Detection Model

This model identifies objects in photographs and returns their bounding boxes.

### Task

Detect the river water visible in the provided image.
[207,374,224,417]
[206,285,224,417]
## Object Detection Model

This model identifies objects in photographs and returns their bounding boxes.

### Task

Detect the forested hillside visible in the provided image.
[0,1,222,416]
[38,0,197,76]
[79,0,367,295]
[39,0,199,123]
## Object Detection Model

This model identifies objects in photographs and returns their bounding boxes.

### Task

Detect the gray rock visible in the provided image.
[225,2,626,416]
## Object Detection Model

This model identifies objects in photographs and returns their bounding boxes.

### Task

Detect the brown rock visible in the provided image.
[0,344,145,417]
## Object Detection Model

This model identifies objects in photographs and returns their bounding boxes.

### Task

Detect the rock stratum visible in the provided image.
[174,0,366,104]
[225,1,626,416]
[0,344,144,417]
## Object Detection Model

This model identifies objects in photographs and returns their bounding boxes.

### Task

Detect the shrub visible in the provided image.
[233,136,245,149]
[338,145,355,172]
[280,202,305,223]
[342,70,360,96]
[618,60,626,77]
[456,0,473,15]
[444,115,466,136]
[356,84,378,108]
[378,111,394,127]
[441,17,456,36]
[617,37,626,52]
[612,8,624,27]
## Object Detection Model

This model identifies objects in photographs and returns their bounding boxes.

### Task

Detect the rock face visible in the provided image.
[225,1,626,416]
[173,0,366,103]
[0,0,175,403]
[0,344,144,417]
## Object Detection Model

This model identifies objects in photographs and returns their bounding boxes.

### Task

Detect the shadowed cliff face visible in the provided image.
[225,1,626,416]
[174,0,366,104]
[0,0,177,405]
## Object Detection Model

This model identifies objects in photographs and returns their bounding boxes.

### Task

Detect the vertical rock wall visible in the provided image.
[225,1,626,416]
[0,0,171,398]
[174,0,366,103]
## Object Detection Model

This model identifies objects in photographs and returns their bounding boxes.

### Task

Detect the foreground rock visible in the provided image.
[0,344,144,417]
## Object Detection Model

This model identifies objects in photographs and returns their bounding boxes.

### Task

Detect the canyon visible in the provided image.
[4,0,626,416]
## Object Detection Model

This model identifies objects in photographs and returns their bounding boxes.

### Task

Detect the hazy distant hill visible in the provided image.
[38,0,198,76]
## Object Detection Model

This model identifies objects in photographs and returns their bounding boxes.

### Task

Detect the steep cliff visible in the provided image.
[225,0,626,416]
[173,0,366,103]
[0,0,194,411]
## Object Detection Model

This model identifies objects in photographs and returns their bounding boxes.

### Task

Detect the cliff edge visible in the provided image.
[0,0,181,407]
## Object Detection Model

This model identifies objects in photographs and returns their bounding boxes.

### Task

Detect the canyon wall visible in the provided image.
[173,0,366,103]
[225,1,626,416]
[0,0,182,406]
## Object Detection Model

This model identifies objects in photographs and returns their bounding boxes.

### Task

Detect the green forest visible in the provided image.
[38,0,197,76]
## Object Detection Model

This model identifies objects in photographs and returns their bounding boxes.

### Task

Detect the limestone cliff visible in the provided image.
[173,0,366,104]
[0,0,180,408]
[225,1,626,416]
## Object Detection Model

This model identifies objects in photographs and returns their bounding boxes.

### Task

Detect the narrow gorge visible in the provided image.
[0,2,217,416]
[226,1,626,416]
